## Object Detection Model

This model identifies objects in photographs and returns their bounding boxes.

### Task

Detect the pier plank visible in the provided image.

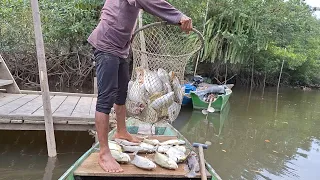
[10,95,51,115]
[0,94,39,114]
[33,95,67,116]
[0,93,26,107]
[0,93,99,130]
[0,93,7,99]
[71,97,93,117]
[53,96,80,117]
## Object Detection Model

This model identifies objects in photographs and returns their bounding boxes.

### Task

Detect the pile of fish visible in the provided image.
[105,137,200,177]
[126,67,184,123]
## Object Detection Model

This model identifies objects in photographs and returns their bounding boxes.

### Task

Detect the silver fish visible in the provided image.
[128,80,134,93]
[157,68,170,85]
[128,80,147,103]
[149,91,174,110]
[139,142,156,153]
[131,151,157,170]
[172,76,183,104]
[163,82,173,93]
[168,101,181,122]
[186,151,200,178]
[144,70,163,95]
[157,145,171,153]
[154,151,178,170]
[174,145,186,154]
[108,141,122,152]
[145,106,158,123]
[166,146,187,163]
[159,139,185,146]
[122,145,146,153]
[143,138,160,146]
[110,149,131,163]
[114,138,140,146]
[125,99,145,115]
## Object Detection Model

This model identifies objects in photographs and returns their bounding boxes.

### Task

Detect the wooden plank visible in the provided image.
[0,123,95,131]
[54,121,67,124]
[11,119,23,124]
[9,95,49,115]
[0,114,93,121]
[90,97,97,115]
[20,90,96,97]
[0,94,26,107]
[0,119,10,123]
[0,94,39,114]
[33,95,67,116]
[71,97,93,117]
[53,96,80,117]
[0,79,13,87]
[68,120,90,125]
[24,120,45,124]
[0,93,7,99]
[88,121,95,125]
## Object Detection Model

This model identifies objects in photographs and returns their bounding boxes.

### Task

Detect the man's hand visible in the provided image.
[179,15,192,34]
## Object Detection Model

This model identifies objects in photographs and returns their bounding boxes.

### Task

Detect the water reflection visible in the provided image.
[175,87,320,180]
[0,87,319,180]
[0,130,94,180]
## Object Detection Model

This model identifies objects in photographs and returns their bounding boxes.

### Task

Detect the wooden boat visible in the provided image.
[189,84,232,112]
[58,117,222,180]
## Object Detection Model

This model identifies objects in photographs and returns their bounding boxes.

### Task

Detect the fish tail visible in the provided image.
[186,170,197,178]
[133,150,139,156]
[155,144,160,152]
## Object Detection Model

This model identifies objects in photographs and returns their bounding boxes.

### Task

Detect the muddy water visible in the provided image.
[174,87,320,180]
[0,87,320,179]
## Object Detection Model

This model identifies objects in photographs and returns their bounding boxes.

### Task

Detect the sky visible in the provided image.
[304,0,320,18]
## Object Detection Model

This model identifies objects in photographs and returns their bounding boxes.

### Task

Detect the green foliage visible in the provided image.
[0,0,319,89]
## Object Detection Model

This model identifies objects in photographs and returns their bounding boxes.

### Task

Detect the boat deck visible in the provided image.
[74,135,212,179]
[0,92,97,131]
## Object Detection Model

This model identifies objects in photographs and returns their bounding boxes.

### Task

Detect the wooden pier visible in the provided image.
[0,92,97,131]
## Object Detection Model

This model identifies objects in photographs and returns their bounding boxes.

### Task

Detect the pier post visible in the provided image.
[30,0,57,157]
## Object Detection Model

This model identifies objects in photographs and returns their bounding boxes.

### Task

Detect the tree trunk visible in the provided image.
[261,68,267,98]
[250,57,255,89]
[276,60,285,116]
[224,63,227,84]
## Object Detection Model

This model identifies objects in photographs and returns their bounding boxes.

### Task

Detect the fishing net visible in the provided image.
[126,21,204,124]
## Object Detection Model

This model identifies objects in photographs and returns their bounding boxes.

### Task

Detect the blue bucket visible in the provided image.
[182,84,196,105]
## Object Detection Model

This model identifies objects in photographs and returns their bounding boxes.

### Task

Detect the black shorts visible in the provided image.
[94,49,130,114]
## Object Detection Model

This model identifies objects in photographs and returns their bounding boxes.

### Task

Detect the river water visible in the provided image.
[0,87,319,180]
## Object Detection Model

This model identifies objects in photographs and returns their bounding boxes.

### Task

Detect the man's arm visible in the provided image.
[127,0,192,33]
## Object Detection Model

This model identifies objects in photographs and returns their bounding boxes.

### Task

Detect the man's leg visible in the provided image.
[95,50,123,172]
[113,58,141,142]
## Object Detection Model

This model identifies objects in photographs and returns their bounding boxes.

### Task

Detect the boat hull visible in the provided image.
[58,118,222,180]
[190,89,232,112]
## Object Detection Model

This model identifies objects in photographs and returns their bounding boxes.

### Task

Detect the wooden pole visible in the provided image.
[30,0,57,157]
[194,0,209,76]
[276,59,285,116]
[138,10,148,69]
[198,146,207,180]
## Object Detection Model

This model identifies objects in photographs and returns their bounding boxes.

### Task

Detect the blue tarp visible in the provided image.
[193,85,227,97]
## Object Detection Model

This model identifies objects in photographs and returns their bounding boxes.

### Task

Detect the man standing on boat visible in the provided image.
[87,0,192,173]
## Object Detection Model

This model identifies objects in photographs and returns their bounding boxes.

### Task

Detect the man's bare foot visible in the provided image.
[113,131,142,143]
[99,152,123,173]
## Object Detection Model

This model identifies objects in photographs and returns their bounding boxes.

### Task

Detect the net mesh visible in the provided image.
[126,22,203,124]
